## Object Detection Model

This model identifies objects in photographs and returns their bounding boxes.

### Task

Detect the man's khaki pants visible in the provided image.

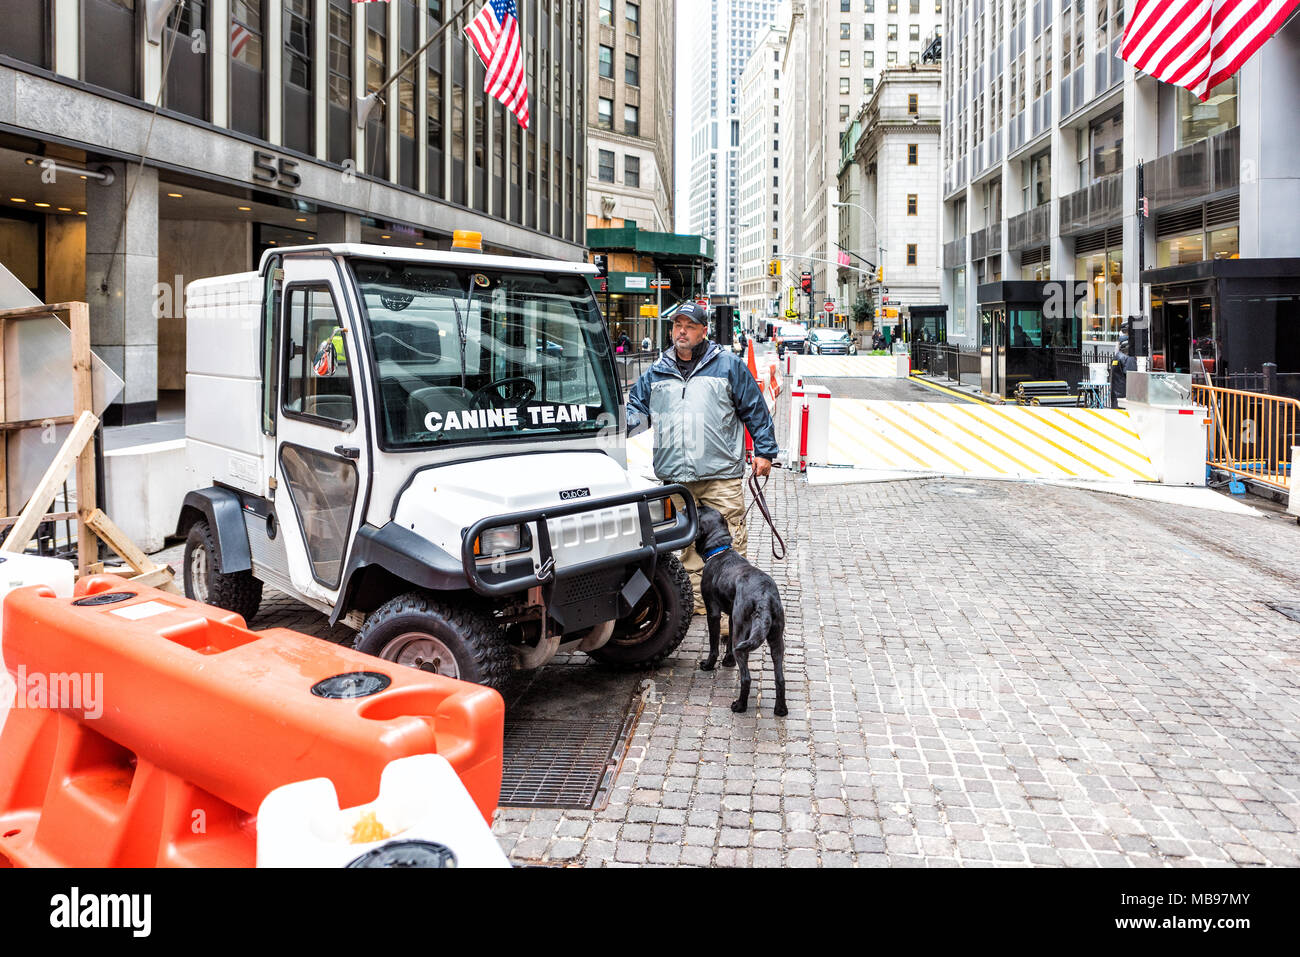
[678,477,747,615]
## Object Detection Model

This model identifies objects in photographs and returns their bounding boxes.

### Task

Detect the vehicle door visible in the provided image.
[269,258,373,606]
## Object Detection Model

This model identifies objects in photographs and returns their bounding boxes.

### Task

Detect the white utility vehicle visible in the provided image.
[177,236,696,691]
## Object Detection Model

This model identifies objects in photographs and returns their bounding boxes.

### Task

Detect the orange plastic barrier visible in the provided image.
[0,576,503,867]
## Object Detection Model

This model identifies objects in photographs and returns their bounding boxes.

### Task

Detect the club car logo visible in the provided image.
[559,487,590,501]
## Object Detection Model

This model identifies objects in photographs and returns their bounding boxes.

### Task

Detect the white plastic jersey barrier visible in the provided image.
[256,753,511,868]
[0,555,76,739]
[824,400,1158,483]
[788,385,832,471]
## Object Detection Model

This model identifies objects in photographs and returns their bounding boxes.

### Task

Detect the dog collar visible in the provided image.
[703,545,731,561]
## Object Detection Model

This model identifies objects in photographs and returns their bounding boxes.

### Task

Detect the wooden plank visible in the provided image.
[125,566,175,590]
[82,508,154,575]
[70,301,96,577]
[0,410,98,555]
[0,302,85,321]
[0,415,77,433]
[0,511,77,529]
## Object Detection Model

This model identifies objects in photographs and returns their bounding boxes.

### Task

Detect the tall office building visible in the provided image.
[941,0,1300,368]
[737,24,787,327]
[586,0,675,232]
[687,0,781,296]
[778,0,944,305]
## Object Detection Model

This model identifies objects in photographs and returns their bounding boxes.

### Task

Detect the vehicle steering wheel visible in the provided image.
[470,376,537,410]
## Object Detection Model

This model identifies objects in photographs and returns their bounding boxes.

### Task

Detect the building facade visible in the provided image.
[686,0,781,297]
[837,65,942,336]
[777,0,944,312]
[736,23,785,329]
[940,0,1300,355]
[0,0,588,424]
[585,0,674,233]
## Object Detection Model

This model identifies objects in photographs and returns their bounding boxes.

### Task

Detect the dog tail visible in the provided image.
[735,605,771,654]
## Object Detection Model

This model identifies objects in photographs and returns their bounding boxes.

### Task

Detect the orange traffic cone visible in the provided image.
[746,338,759,381]
[769,361,782,399]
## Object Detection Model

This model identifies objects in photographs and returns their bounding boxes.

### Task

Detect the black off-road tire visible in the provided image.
[588,554,692,670]
[183,519,263,623]
[353,591,512,691]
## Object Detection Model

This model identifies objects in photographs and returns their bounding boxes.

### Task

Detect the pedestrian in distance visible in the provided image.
[1110,335,1136,408]
[626,302,779,633]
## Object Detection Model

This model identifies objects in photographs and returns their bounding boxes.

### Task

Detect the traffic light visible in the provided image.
[800,271,812,294]
[593,254,609,277]
[876,266,884,283]
[768,259,781,277]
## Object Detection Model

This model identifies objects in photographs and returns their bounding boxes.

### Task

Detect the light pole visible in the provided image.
[831,201,885,340]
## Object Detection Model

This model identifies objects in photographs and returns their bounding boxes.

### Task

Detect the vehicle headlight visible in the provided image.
[474,524,532,556]
[648,496,676,525]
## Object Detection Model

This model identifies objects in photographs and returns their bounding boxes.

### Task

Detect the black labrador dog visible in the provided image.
[694,506,787,716]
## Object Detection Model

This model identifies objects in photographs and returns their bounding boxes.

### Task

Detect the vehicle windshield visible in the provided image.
[812,328,848,341]
[348,259,619,449]
[781,324,807,337]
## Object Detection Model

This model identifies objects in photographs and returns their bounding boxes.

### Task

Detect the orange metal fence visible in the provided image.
[1192,384,1300,491]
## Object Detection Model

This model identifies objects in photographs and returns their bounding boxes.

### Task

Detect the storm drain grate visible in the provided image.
[499,719,625,809]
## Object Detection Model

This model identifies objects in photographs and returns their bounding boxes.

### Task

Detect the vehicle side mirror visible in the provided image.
[312,338,337,377]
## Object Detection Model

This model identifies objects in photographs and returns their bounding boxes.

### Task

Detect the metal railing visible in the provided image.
[1193,383,1300,491]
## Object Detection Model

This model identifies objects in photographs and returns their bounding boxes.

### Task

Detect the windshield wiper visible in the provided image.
[449,279,473,392]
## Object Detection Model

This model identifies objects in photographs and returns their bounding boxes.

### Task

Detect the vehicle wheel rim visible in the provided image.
[190,545,209,604]
[379,632,462,679]
[612,581,665,645]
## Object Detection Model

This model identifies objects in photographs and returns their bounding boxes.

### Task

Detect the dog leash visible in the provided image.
[745,466,787,560]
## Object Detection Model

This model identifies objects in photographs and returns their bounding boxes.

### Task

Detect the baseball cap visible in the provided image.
[674,302,709,325]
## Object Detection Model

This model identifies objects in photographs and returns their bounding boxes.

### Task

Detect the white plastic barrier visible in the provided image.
[787,384,832,471]
[256,753,511,868]
[0,554,76,737]
[1118,400,1209,486]
[895,353,911,378]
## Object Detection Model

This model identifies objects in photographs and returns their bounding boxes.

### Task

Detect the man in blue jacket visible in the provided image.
[626,302,780,618]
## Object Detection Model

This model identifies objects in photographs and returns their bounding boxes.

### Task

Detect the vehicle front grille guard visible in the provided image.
[460,485,697,598]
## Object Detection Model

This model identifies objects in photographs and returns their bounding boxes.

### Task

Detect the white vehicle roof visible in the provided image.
[257,242,598,278]
[779,323,807,334]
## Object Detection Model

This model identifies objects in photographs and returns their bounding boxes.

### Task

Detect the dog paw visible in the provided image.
[699,661,716,672]
[773,703,789,717]
[730,700,748,713]
[721,655,736,668]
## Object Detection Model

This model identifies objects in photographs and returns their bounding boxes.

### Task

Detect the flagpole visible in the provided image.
[357,0,480,129]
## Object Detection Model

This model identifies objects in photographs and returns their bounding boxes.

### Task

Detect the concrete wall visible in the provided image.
[156,220,251,391]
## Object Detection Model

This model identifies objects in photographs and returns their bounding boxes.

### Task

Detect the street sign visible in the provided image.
[881,296,890,303]
[650,280,671,288]
[784,309,798,319]
[696,297,708,307]
[823,301,835,313]
[881,286,889,294]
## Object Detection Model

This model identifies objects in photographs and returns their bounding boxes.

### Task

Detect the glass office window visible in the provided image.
[1089,111,1122,180]
[624,104,639,136]
[327,0,352,165]
[625,53,639,86]
[597,97,612,128]
[598,149,614,182]
[1177,76,1237,148]
[231,1,265,137]
[164,0,209,120]
[85,0,139,97]
[283,0,312,154]
[598,45,612,79]
[625,155,640,188]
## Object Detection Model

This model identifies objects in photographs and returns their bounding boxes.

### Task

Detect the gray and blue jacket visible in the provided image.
[626,341,779,482]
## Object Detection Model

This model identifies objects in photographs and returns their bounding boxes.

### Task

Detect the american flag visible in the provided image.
[465,0,530,129]
[1121,0,1300,100]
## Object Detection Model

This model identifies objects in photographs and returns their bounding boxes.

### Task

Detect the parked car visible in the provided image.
[808,327,857,355]
[774,322,809,356]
